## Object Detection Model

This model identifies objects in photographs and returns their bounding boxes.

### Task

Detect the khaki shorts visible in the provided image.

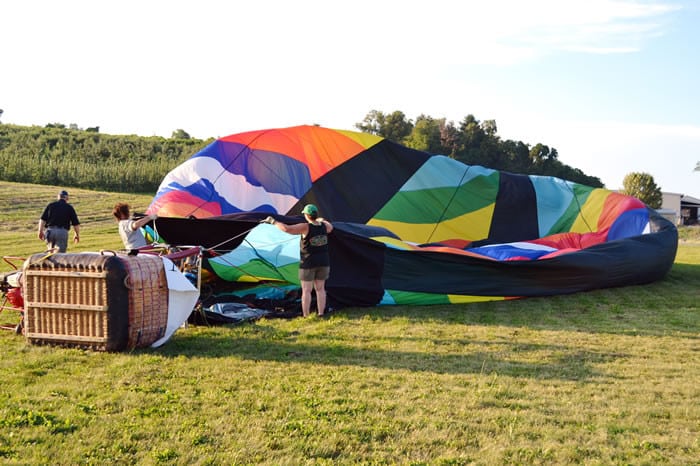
[299,266,330,281]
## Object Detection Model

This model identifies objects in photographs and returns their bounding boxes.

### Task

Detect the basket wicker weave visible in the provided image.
[23,252,169,351]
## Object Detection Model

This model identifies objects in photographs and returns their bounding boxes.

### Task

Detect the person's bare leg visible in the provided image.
[300,280,313,317]
[314,279,326,316]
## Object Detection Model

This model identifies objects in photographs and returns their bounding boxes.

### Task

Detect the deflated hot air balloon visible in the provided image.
[147,125,678,308]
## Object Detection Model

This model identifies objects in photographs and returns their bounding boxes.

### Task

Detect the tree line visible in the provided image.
[0,112,605,194]
[355,110,603,187]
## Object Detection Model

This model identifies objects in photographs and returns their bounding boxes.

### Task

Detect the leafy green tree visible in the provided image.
[458,114,485,151]
[355,110,383,135]
[501,139,531,173]
[621,172,663,208]
[439,120,460,157]
[171,129,191,139]
[529,143,558,165]
[451,115,492,166]
[355,110,413,143]
[481,119,497,136]
[403,115,445,153]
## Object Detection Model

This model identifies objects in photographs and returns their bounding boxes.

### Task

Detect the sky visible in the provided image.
[2,0,699,197]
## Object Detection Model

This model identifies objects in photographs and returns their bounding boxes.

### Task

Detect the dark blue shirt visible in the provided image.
[41,199,80,230]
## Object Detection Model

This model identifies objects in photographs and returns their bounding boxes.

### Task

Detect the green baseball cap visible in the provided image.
[302,204,318,215]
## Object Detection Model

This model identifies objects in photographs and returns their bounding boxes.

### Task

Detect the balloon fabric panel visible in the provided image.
[607,208,651,241]
[540,182,595,237]
[489,172,539,243]
[530,175,577,237]
[148,188,223,218]
[326,228,387,307]
[374,172,499,223]
[206,142,313,199]
[368,203,496,245]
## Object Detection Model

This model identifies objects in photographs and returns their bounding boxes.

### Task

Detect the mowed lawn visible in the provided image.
[0,181,698,465]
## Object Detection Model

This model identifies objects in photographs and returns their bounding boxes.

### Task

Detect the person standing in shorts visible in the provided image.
[37,190,81,252]
[262,204,333,317]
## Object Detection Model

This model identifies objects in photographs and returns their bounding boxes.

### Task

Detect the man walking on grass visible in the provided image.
[38,190,81,252]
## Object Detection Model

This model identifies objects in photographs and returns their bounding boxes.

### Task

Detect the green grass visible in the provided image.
[1,182,699,464]
[678,224,700,242]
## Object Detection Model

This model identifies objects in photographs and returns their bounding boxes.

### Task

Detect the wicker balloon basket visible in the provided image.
[22,252,169,351]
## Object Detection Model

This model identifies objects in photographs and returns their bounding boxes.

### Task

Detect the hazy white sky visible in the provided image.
[2,0,699,196]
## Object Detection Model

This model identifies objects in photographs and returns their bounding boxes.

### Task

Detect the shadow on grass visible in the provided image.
[157,326,625,382]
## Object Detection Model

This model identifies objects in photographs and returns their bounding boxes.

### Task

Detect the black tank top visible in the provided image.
[299,222,329,269]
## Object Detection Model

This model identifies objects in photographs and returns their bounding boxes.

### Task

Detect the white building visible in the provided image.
[661,192,700,225]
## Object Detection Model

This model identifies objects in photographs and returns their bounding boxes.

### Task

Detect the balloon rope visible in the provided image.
[207,226,258,251]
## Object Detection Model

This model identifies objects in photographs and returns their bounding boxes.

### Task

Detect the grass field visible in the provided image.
[1,181,699,464]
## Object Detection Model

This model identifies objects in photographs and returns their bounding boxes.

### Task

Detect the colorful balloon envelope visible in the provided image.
[148,125,678,307]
